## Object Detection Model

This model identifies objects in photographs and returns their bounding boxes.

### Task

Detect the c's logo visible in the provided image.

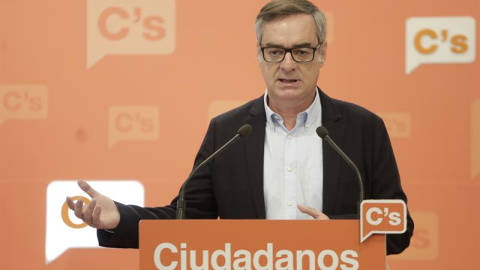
[87,0,176,68]
[98,7,166,41]
[406,17,476,74]
[360,200,407,243]
[414,29,468,55]
[108,106,159,147]
[114,112,154,133]
[0,85,48,124]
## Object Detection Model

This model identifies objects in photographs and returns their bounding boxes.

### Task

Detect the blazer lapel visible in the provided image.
[244,97,267,218]
[319,90,345,215]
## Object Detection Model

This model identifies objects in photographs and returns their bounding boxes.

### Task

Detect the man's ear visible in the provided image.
[256,42,263,65]
[320,40,328,66]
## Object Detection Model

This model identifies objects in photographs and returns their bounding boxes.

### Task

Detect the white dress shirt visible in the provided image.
[263,88,323,219]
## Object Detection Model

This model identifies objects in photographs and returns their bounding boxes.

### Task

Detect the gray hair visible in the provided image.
[255,0,327,50]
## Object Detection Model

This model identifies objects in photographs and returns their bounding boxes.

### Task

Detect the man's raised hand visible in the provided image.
[66,180,120,230]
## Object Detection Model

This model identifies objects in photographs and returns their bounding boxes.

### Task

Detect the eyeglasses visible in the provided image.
[260,44,321,63]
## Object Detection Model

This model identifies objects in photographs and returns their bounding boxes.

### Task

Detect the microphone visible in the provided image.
[176,124,253,219]
[316,126,364,209]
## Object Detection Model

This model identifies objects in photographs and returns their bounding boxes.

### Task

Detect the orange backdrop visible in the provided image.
[1,0,479,269]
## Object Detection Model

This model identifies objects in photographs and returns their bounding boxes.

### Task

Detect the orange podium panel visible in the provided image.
[139,220,386,270]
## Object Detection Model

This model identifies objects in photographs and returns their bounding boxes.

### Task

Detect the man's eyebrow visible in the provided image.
[262,42,315,48]
[262,43,283,48]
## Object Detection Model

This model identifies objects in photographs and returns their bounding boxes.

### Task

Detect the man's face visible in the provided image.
[258,14,326,108]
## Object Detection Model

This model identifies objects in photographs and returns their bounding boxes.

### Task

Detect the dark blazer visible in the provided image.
[99,89,414,255]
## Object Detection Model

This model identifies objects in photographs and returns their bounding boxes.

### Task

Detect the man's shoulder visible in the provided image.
[330,96,383,124]
[213,96,264,123]
[324,95,390,144]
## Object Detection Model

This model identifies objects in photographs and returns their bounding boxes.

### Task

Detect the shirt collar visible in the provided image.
[263,88,322,132]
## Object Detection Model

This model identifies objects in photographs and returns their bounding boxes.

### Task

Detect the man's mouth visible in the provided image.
[279,79,298,83]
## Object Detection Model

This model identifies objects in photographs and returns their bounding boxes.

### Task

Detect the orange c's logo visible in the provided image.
[0,85,48,124]
[360,200,407,242]
[87,0,175,68]
[406,16,476,74]
[108,106,159,147]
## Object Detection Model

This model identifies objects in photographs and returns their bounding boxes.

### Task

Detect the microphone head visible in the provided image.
[237,124,253,138]
[316,126,329,139]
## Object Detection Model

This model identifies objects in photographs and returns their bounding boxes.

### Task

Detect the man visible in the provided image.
[67,0,413,255]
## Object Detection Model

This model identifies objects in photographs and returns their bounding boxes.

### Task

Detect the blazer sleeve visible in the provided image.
[98,119,220,248]
[371,118,414,255]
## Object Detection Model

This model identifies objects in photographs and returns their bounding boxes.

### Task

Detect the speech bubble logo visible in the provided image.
[0,84,48,124]
[87,0,176,69]
[45,180,144,264]
[108,106,160,147]
[473,100,480,180]
[378,112,411,139]
[406,17,476,74]
[360,200,407,243]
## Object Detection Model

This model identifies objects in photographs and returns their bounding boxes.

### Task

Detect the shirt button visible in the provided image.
[288,135,292,140]
[287,201,293,206]
[287,166,293,172]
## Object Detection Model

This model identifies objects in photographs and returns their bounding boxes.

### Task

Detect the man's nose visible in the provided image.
[280,52,296,71]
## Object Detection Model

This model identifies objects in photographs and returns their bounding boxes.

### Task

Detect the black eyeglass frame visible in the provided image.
[260,44,322,63]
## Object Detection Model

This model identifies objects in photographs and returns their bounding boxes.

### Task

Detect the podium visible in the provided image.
[139,220,386,270]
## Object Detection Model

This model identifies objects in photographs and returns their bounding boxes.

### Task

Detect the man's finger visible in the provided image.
[92,205,102,228]
[74,199,85,220]
[297,204,317,217]
[66,197,75,210]
[78,180,99,198]
[297,204,329,220]
[83,199,97,223]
